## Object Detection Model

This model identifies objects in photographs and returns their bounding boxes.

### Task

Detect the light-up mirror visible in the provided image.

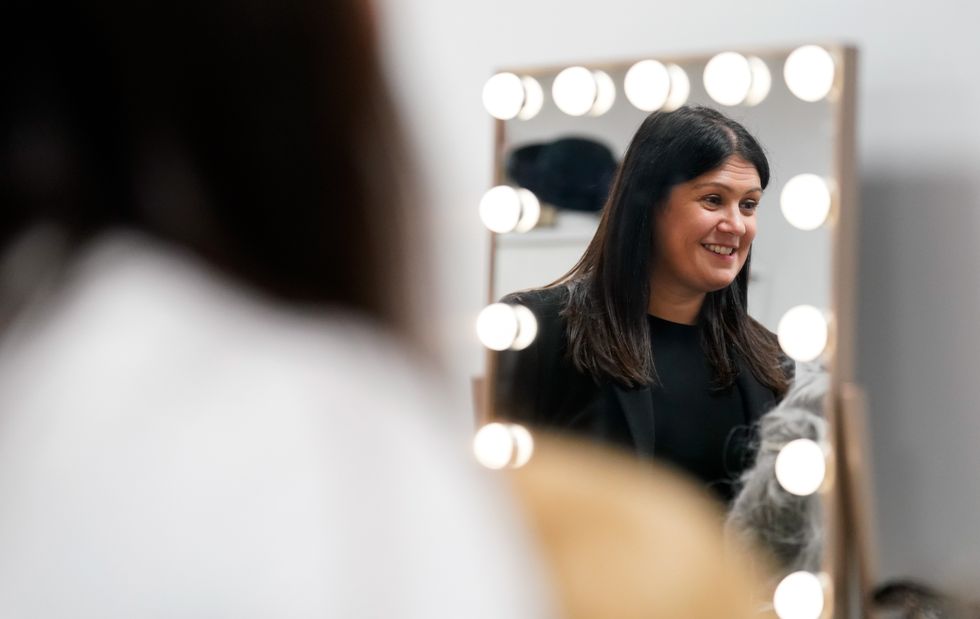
[490,50,833,330]
[477,44,863,616]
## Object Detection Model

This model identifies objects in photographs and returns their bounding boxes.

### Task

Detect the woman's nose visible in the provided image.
[717,206,747,236]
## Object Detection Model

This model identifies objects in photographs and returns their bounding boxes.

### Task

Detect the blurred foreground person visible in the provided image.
[0,1,550,616]
[510,435,773,619]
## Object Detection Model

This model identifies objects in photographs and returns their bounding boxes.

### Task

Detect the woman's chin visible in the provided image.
[702,276,738,293]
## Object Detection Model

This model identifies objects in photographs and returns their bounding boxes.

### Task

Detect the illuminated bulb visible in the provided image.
[777,305,829,362]
[775,439,827,496]
[514,188,541,233]
[552,66,597,116]
[479,186,522,233]
[476,303,538,351]
[511,304,538,350]
[518,76,544,120]
[745,56,772,106]
[663,64,690,111]
[510,424,535,467]
[473,423,514,469]
[624,60,671,112]
[784,45,836,102]
[781,174,833,230]
[703,52,752,106]
[482,72,525,120]
[590,70,616,116]
[773,571,827,619]
[473,423,535,469]
[476,303,519,351]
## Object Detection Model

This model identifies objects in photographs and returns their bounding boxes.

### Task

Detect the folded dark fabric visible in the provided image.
[506,136,618,213]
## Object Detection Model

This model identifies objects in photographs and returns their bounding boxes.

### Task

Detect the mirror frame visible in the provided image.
[478,43,871,618]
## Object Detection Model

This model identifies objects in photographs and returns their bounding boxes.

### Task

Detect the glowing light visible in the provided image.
[624,60,671,112]
[473,423,514,469]
[482,72,525,120]
[511,304,538,351]
[476,303,519,351]
[777,305,829,362]
[476,303,538,351]
[775,439,827,496]
[473,422,535,469]
[773,571,827,619]
[784,46,836,102]
[590,70,616,116]
[781,174,833,230]
[517,76,544,120]
[513,188,541,233]
[703,52,752,106]
[479,186,522,233]
[510,424,535,467]
[552,66,598,116]
[745,56,772,106]
[663,64,690,111]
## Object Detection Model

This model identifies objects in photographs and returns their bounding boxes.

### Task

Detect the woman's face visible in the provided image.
[650,155,762,297]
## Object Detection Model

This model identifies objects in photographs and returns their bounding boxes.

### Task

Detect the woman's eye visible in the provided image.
[740,201,759,211]
[702,195,722,206]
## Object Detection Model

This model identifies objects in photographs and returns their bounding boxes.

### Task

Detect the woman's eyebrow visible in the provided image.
[691,181,763,194]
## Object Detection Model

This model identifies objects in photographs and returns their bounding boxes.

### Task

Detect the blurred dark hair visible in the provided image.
[1,0,413,330]
[555,106,787,395]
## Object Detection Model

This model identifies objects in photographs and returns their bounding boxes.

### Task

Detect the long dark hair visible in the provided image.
[1,0,413,332]
[556,106,788,396]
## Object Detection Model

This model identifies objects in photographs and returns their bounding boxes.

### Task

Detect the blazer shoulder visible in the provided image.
[499,286,570,332]
[500,285,568,313]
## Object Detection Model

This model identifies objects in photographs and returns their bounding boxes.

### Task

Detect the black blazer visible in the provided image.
[493,286,792,460]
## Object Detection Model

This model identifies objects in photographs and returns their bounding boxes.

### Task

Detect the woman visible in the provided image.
[495,106,793,502]
[0,1,548,616]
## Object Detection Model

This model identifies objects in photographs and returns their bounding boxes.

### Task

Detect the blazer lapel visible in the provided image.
[610,383,657,458]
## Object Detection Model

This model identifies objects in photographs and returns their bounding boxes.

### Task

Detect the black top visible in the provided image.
[493,286,792,504]
[645,315,751,503]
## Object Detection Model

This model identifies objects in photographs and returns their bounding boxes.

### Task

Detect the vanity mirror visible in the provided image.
[474,44,869,617]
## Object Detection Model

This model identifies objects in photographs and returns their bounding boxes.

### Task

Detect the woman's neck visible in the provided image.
[647,287,704,326]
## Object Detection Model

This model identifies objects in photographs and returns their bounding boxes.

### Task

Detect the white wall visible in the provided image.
[375,0,980,598]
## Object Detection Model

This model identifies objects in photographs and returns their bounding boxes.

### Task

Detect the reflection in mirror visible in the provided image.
[479,45,855,616]
[492,51,834,331]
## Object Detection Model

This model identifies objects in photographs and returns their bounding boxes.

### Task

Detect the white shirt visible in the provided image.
[0,233,551,618]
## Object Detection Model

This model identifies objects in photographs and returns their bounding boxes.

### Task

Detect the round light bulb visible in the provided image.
[624,60,671,112]
[781,174,833,230]
[777,305,829,362]
[511,304,538,350]
[510,423,535,468]
[703,52,752,106]
[663,64,691,111]
[518,76,544,120]
[590,70,616,116]
[784,45,836,102]
[773,571,827,619]
[514,188,541,233]
[473,422,515,469]
[745,56,772,106]
[479,186,522,233]
[476,303,519,351]
[482,72,525,120]
[775,439,827,496]
[552,66,597,117]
